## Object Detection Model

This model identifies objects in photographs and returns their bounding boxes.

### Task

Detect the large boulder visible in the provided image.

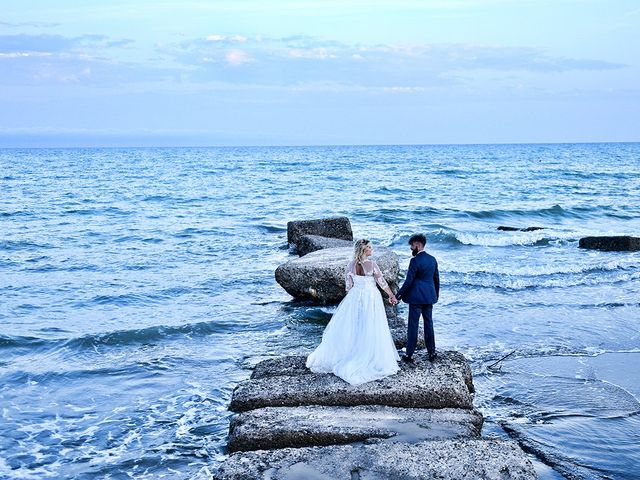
[214,438,537,480]
[579,236,640,251]
[228,405,483,452]
[296,234,354,257]
[287,217,353,246]
[275,247,399,304]
[229,351,474,413]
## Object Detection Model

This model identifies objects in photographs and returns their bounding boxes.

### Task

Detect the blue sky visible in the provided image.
[1,0,639,146]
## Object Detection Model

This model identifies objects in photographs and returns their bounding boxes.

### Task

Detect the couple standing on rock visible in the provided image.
[306,234,440,385]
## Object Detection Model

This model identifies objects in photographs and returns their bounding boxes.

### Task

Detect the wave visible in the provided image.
[429,228,575,247]
[62,206,131,217]
[1,320,244,354]
[256,224,287,234]
[449,258,638,277]
[380,204,636,221]
[449,271,640,291]
[0,334,51,350]
[64,323,218,349]
[0,239,53,251]
[0,210,31,218]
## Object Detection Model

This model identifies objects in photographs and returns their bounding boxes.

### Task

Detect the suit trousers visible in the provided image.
[406,304,435,357]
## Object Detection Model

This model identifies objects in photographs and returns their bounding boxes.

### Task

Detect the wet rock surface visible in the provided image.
[215,438,537,480]
[497,226,544,232]
[578,235,640,251]
[287,217,353,246]
[228,405,484,452]
[230,351,474,413]
[275,246,399,304]
[296,234,353,257]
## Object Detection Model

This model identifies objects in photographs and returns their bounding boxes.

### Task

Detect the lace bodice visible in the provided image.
[345,259,389,292]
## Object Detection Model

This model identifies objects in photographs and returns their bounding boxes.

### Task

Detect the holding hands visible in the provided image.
[388,293,399,305]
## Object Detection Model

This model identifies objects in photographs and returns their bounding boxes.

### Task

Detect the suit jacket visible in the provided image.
[396,251,439,305]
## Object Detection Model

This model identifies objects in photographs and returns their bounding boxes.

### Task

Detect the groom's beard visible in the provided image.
[411,247,419,256]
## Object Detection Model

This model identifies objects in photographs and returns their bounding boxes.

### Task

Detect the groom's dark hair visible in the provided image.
[408,234,427,246]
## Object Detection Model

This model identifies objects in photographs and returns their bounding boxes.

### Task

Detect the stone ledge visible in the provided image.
[287,217,353,246]
[231,351,474,413]
[296,234,354,257]
[214,438,537,480]
[228,405,484,452]
[250,351,474,393]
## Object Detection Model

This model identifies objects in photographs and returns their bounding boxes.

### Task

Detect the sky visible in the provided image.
[1,0,639,146]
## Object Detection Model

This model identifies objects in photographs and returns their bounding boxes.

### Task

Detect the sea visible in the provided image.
[1,143,639,479]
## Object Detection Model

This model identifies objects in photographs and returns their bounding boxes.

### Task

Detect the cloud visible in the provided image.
[0,34,135,54]
[206,34,248,43]
[225,49,252,66]
[156,35,626,91]
[0,20,60,28]
[0,31,627,92]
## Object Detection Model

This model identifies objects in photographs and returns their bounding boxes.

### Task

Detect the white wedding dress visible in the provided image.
[306,258,400,385]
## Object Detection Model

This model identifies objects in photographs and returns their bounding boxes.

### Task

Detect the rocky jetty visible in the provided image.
[215,217,536,479]
[287,216,353,247]
[296,234,354,257]
[215,351,536,479]
[275,246,399,304]
[579,235,640,251]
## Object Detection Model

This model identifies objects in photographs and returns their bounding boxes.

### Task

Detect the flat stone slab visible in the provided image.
[579,235,640,251]
[214,438,537,479]
[288,217,353,246]
[228,405,484,452]
[275,246,399,304]
[296,234,354,257]
[230,351,474,412]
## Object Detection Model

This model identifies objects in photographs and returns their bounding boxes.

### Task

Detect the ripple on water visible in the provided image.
[477,352,640,479]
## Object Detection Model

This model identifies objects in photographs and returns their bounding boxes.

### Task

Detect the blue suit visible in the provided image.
[396,251,439,357]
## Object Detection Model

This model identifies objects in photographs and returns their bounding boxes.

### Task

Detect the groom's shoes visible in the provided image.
[401,354,414,363]
[428,352,438,362]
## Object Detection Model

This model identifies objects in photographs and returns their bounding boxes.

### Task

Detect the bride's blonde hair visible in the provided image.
[354,239,371,264]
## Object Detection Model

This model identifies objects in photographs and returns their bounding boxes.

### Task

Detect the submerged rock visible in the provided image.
[296,234,353,257]
[579,236,640,251]
[287,217,353,246]
[214,438,537,480]
[228,405,484,452]
[230,351,474,413]
[497,226,544,232]
[275,246,399,304]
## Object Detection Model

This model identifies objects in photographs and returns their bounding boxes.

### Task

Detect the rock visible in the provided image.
[388,315,426,350]
[214,438,537,479]
[296,234,354,257]
[275,247,399,304]
[230,351,474,413]
[497,226,544,232]
[228,405,484,452]
[579,236,640,251]
[287,217,353,246]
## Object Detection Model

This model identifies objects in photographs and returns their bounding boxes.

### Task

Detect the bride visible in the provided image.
[306,239,400,385]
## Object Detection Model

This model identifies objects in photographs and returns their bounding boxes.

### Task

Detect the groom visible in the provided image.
[396,234,440,363]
